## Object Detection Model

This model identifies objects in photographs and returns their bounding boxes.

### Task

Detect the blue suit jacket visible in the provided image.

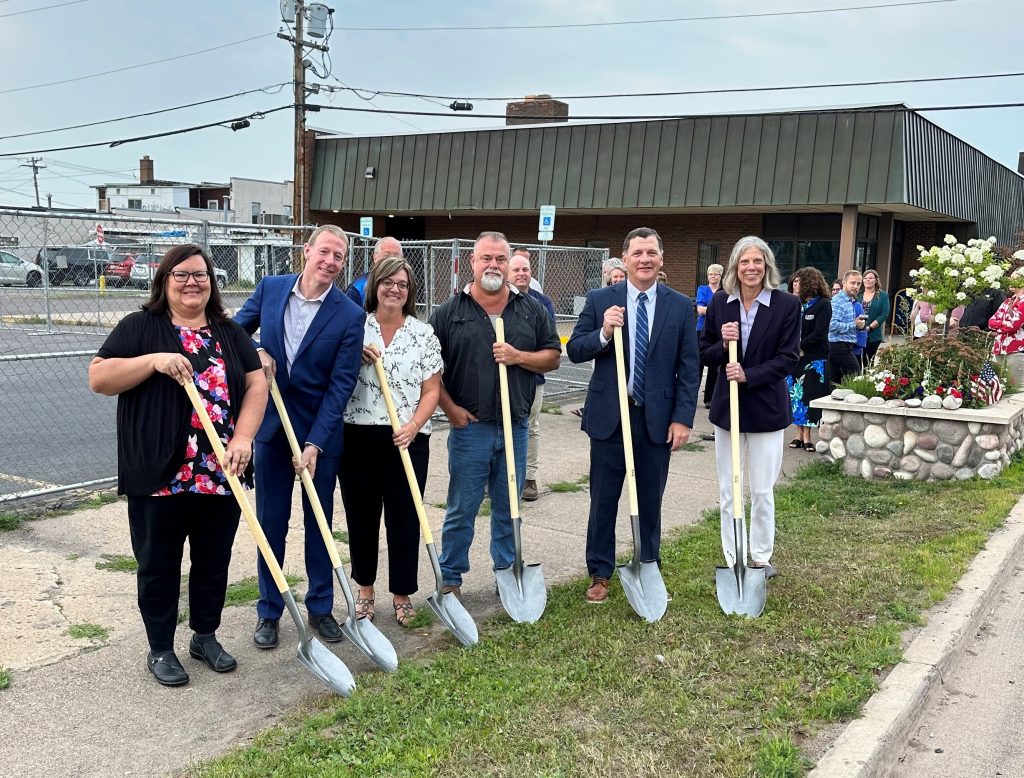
[567,282,700,444]
[234,274,365,458]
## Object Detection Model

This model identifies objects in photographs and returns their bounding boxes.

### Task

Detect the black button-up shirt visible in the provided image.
[429,286,561,422]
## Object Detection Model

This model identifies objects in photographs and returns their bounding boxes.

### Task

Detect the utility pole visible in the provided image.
[21,157,45,207]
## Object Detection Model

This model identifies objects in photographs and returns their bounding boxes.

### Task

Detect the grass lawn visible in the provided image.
[194,459,1024,777]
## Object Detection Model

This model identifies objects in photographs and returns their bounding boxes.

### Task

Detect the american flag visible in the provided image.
[972,362,1004,406]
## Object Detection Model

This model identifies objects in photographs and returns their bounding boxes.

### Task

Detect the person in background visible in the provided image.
[831,279,842,297]
[858,269,890,365]
[606,259,627,286]
[700,236,800,580]
[988,269,1024,387]
[695,264,724,409]
[340,257,442,626]
[234,225,365,651]
[785,267,831,452]
[89,245,267,687]
[602,257,624,285]
[827,270,865,388]
[953,286,1005,331]
[657,270,668,285]
[509,250,558,503]
[346,236,403,307]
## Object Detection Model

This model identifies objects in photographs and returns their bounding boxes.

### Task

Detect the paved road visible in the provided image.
[0,286,252,321]
[892,563,1024,778]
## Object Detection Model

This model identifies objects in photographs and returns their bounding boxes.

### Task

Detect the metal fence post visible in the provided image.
[41,214,52,333]
[450,238,459,298]
[539,240,548,289]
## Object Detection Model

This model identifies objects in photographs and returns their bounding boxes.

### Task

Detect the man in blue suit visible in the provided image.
[234,225,365,648]
[567,227,699,604]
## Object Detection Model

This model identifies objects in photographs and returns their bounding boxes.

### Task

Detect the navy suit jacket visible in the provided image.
[699,288,801,433]
[234,274,365,458]
[567,282,700,444]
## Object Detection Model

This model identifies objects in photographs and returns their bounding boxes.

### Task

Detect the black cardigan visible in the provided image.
[799,296,831,361]
[97,310,261,496]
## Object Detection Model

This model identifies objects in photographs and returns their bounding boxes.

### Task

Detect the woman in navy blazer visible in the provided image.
[699,236,800,579]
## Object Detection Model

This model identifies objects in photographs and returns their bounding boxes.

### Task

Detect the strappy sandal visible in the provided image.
[393,599,416,627]
[803,442,816,452]
[788,438,803,449]
[354,594,375,621]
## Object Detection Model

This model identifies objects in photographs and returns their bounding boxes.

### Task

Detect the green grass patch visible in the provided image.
[678,441,706,452]
[548,480,585,493]
[540,402,563,415]
[67,623,109,640]
[197,459,1024,777]
[65,552,81,561]
[0,489,120,534]
[332,529,349,544]
[403,608,436,629]
[478,498,491,517]
[95,553,138,573]
[83,491,119,510]
[224,574,304,607]
[0,667,10,690]
[432,502,447,510]
[0,512,23,532]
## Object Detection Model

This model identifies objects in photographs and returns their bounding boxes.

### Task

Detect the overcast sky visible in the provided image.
[0,0,1020,210]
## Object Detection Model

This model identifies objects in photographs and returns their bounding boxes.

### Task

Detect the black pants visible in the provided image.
[865,339,882,364]
[701,360,719,404]
[127,494,240,652]
[827,341,860,390]
[339,424,427,596]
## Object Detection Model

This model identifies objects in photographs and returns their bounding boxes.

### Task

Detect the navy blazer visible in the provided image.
[567,282,700,444]
[699,288,801,433]
[234,274,365,458]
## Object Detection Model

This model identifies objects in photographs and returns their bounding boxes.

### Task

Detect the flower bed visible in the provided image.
[810,391,1024,481]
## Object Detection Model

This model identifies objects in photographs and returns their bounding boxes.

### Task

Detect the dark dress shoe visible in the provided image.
[147,650,189,687]
[308,613,343,642]
[253,617,279,650]
[189,634,238,673]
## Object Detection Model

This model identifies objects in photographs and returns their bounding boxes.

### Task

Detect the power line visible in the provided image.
[330,70,1024,104]
[0,0,88,18]
[344,0,958,31]
[0,32,276,96]
[0,82,292,141]
[328,77,424,132]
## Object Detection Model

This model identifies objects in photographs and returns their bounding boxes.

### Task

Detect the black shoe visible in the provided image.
[253,617,279,650]
[147,650,189,687]
[308,613,343,642]
[189,634,238,673]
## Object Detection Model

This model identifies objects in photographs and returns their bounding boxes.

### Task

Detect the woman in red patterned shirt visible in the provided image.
[988,271,1024,387]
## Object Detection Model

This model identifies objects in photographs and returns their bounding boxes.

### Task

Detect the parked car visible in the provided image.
[0,250,43,287]
[130,257,228,290]
[37,246,117,286]
[102,253,138,287]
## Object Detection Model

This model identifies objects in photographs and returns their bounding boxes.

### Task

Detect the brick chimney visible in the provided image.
[505,94,569,126]
[139,155,154,184]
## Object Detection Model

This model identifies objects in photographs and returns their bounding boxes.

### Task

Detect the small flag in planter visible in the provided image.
[972,362,1004,406]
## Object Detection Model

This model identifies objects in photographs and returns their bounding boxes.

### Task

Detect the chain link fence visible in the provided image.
[0,207,606,503]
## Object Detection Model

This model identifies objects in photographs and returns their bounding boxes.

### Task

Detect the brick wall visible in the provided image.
[898,222,939,290]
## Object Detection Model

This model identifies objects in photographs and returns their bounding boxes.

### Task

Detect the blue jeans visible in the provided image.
[439,419,528,587]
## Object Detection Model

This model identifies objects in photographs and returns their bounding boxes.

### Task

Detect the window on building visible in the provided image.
[283,205,292,222]
[150,188,156,195]
[251,202,261,225]
[207,200,219,210]
[127,199,142,209]
[696,241,720,293]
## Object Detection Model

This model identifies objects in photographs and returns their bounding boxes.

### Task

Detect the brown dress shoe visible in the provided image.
[522,480,539,502]
[585,576,610,604]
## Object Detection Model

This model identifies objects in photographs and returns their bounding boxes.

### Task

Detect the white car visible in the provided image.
[130,259,227,290]
[0,250,43,287]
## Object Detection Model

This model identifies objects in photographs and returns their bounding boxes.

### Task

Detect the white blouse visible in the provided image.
[343,313,443,433]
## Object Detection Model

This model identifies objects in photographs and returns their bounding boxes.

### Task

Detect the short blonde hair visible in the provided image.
[721,236,780,296]
[707,263,724,276]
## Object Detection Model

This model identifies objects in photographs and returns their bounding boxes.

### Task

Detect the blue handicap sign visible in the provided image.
[542,216,552,226]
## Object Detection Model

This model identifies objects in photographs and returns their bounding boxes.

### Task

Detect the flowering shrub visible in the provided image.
[905,235,1021,325]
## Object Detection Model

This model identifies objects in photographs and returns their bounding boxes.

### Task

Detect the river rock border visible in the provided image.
[809,393,1024,481]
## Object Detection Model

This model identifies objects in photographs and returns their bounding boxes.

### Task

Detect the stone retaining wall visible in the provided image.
[809,394,1024,481]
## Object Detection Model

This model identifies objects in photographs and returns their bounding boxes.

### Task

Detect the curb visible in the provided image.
[810,498,1024,777]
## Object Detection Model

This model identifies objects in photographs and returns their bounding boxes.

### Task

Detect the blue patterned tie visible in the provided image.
[634,291,649,405]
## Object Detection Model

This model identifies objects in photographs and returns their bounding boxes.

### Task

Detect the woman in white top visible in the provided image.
[340,256,443,626]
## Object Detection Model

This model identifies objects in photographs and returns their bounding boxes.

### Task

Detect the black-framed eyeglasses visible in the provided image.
[169,270,210,283]
[379,278,410,291]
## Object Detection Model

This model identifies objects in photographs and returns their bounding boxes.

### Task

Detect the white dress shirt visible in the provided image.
[726,287,772,353]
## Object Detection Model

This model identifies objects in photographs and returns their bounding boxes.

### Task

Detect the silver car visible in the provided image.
[0,250,43,287]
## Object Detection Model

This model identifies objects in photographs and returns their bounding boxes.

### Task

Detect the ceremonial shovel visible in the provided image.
[182,380,355,696]
[372,359,478,646]
[493,317,547,624]
[714,340,767,618]
[269,378,399,672]
[612,326,668,623]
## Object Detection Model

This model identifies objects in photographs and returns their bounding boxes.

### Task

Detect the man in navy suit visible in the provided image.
[567,227,700,604]
[234,225,365,648]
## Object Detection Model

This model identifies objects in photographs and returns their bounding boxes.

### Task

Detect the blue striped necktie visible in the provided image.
[634,291,649,405]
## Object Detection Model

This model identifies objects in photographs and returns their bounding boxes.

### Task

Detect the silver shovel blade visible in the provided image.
[296,636,357,696]
[341,618,399,673]
[715,564,767,618]
[617,559,668,623]
[495,563,547,624]
[426,591,479,647]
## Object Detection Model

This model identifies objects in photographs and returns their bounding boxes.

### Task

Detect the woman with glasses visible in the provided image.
[340,256,443,627]
[88,245,266,687]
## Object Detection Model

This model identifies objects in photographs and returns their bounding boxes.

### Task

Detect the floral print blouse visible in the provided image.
[989,294,1024,356]
[154,325,244,496]
[344,313,443,433]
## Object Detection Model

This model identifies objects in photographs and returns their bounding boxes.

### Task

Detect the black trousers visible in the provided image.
[339,424,427,596]
[127,494,240,652]
[827,341,860,390]
[701,360,719,403]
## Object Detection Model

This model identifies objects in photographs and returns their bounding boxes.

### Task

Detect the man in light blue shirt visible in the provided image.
[827,270,865,388]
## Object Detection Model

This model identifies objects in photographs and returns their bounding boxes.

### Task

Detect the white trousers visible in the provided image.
[713,426,785,566]
[526,384,544,481]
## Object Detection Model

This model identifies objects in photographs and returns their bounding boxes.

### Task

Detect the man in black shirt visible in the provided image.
[429,231,561,595]
[953,288,1006,330]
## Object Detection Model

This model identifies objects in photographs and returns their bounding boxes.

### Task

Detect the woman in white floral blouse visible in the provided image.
[340,256,443,626]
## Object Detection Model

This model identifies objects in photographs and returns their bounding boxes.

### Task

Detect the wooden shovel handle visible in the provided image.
[182,380,290,593]
[728,340,742,520]
[612,326,640,516]
[268,378,342,569]
[372,358,434,545]
[495,318,520,521]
